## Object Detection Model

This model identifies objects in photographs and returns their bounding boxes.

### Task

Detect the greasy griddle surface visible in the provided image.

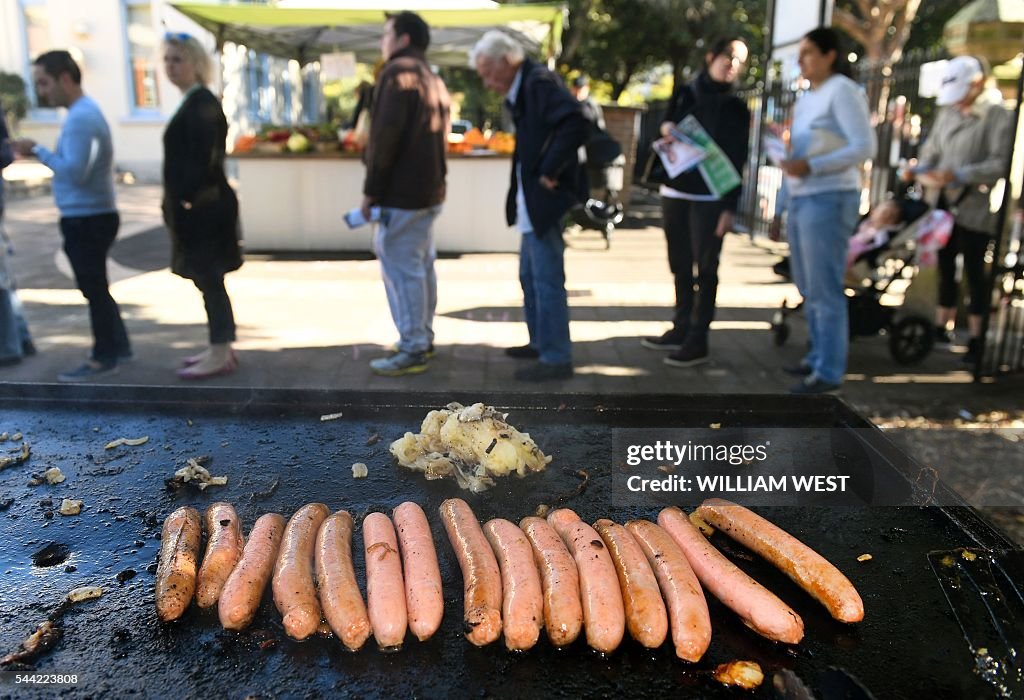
[0,388,1008,699]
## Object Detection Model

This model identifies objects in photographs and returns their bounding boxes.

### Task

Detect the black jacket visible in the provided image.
[661,72,750,211]
[506,59,588,236]
[162,86,242,280]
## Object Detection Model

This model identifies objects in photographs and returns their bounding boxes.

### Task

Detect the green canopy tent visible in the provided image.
[169,1,567,67]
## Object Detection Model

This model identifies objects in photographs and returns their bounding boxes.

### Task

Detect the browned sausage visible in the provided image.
[593,519,668,649]
[439,498,502,646]
[155,506,202,621]
[625,519,711,661]
[273,503,331,640]
[219,512,286,631]
[393,502,444,642]
[696,498,864,623]
[363,512,408,650]
[659,506,804,644]
[547,508,625,653]
[316,511,371,650]
[196,502,245,608]
[520,516,583,647]
[484,518,544,650]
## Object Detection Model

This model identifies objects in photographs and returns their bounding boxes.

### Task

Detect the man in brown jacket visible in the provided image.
[362,11,450,376]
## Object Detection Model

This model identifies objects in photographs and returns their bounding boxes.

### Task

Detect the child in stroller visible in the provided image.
[772,195,949,365]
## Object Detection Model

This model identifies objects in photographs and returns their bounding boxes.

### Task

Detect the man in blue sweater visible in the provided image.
[12,50,131,381]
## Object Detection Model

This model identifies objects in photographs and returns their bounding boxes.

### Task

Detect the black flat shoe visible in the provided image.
[505,345,540,359]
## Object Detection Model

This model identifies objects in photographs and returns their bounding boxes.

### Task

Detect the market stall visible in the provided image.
[170,1,566,66]
[230,150,517,253]
[170,1,565,253]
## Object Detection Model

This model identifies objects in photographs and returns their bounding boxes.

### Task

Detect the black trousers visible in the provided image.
[59,212,131,363]
[192,274,236,344]
[937,222,991,316]
[661,197,727,343]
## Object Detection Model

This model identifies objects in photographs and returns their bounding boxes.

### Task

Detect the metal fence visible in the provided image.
[734,48,949,237]
[635,49,949,237]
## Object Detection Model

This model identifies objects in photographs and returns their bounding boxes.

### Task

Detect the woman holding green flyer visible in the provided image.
[641,37,751,368]
[779,27,875,394]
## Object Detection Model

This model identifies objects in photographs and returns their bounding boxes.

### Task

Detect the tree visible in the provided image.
[558,0,766,100]
[832,0,922,66]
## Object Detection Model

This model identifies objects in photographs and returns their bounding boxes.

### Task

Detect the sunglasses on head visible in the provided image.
[164,31,192,42]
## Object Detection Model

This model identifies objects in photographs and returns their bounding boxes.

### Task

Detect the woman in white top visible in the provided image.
[780,28,875,394]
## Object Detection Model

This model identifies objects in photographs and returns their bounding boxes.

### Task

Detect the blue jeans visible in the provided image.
[0,289,32,362]
[520,228,571,365]
[0,218,32,361]
[787,190,860,385]
[374,206,440,354]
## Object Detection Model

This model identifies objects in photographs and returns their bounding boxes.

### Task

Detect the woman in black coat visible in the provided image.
[641,37,751,368]
[162,33,242,379]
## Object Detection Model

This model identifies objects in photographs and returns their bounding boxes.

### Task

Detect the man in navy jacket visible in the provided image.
[471,31,587,382]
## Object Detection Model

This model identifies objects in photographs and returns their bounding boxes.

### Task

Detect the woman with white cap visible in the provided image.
[905,55,1013,364]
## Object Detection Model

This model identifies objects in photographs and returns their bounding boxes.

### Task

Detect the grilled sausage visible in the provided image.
[696,498,864,623]
[273,503,331,640]
[393,502,444,642]
[547,508,625,653]
[219,513,286,631]
[316,511,371,650]
[659,506,804,644]
[155,506,202,621]
[625,519,711,661]
[363,512,408,650]
[196,502,245,608]
[520,516,583,647]
[484,518,544,650]
[593,519,668,649]
[439,498,502,646]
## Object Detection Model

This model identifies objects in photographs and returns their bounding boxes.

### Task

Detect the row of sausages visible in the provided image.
[155,501,444,650]
[442,499,862,659]
[155,497,864,658]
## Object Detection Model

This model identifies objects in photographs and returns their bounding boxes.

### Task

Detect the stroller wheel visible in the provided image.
[889,315,934,365]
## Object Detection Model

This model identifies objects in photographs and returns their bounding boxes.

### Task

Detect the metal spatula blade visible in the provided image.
[927,549,1024,698]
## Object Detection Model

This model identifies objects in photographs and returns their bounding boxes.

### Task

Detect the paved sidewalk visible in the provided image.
[4,183,1023,544]
[0,183,1020,411]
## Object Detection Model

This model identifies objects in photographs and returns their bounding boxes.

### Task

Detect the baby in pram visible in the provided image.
[846,199,903,269]
[844,196,948,287]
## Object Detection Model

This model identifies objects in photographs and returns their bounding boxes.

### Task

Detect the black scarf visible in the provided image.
[693,70,733,98]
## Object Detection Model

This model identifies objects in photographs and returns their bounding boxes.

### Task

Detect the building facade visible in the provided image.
[0,0,321,181]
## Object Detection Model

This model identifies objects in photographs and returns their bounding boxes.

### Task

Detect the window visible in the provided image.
[301,63,322,124]
[124,1,159,110]
[246,49,271,122]
[20,0,52,111]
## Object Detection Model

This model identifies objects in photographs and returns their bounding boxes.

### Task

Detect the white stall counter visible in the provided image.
[229,152,519,253]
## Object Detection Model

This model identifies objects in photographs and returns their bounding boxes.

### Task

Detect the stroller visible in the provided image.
[569,157,626,248]
[770,197,952,365]
[568,116,626,249]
